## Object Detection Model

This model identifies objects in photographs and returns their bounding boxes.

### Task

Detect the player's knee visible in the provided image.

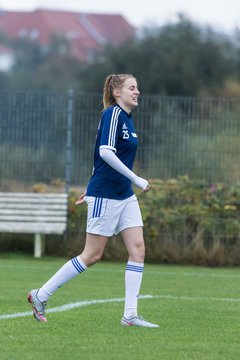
[80,250,103,266]
[131,240,145,262]
[89,251,103,265]
[137,239,145,252]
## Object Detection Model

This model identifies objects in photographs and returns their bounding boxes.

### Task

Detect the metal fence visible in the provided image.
[0,90,239,192]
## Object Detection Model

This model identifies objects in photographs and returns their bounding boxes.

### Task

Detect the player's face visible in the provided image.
[115,78,140,113]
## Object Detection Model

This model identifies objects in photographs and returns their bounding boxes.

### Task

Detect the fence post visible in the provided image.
[65,89,74,193]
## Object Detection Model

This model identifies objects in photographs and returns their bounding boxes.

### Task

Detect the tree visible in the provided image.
[75,14,236,97]
[8,36,80,90]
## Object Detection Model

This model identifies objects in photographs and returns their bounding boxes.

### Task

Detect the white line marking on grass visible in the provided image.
[1,293,240,321]
[0,294,154,320]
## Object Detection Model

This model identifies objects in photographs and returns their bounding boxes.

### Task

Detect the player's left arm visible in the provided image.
[99,147,150,192]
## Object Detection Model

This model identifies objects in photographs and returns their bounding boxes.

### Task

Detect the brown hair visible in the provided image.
[102,73,137,110]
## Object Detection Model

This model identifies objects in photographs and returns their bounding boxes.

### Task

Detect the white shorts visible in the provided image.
[85,194,143,236]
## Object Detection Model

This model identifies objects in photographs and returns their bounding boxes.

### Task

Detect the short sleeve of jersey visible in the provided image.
[99,106,122,152]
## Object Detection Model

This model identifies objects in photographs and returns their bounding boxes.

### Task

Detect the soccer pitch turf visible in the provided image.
[0,257,240,360]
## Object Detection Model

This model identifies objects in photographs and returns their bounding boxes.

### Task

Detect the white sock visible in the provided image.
[124,261,144,319]
[37,256,87,302]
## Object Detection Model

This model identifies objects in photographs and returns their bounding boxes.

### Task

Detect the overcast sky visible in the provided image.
[1,0,239,32]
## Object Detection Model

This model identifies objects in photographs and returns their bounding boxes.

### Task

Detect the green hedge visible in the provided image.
[0,177,239,265]
[68,177,240,265]
[138,176,240,265]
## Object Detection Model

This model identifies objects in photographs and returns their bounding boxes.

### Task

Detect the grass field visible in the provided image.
[0,256,240,360]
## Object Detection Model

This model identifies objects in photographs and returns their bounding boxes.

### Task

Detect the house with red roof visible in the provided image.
[0,9,135,62]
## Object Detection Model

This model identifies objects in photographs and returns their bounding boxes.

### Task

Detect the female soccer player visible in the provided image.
[28,74,159,328]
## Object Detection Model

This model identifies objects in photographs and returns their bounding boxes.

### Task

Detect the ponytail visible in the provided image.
[102,74,116,110]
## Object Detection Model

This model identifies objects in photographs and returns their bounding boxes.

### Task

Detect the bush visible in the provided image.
[67,178,240,265]
[137,176,240,265]
[1,178,239,265]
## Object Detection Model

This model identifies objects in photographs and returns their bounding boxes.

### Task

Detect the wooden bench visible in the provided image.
[0,192,68,258]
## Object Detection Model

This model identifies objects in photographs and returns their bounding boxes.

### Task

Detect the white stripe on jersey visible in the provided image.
[108,106,121,148]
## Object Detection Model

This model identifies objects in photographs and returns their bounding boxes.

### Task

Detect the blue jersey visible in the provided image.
[86,104,138,200]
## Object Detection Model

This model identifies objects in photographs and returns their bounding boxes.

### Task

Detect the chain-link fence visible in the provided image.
[0,90,239,192]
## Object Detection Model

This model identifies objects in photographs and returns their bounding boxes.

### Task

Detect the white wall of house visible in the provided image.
[0,52,14,71]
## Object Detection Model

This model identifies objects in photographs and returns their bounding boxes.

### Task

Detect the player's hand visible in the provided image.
[143,183,150,192]
[75,192,86,205]
[134,176,150,192]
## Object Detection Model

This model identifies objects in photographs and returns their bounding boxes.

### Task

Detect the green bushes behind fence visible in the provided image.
[0,176,239,265]
[66,176,240,266]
